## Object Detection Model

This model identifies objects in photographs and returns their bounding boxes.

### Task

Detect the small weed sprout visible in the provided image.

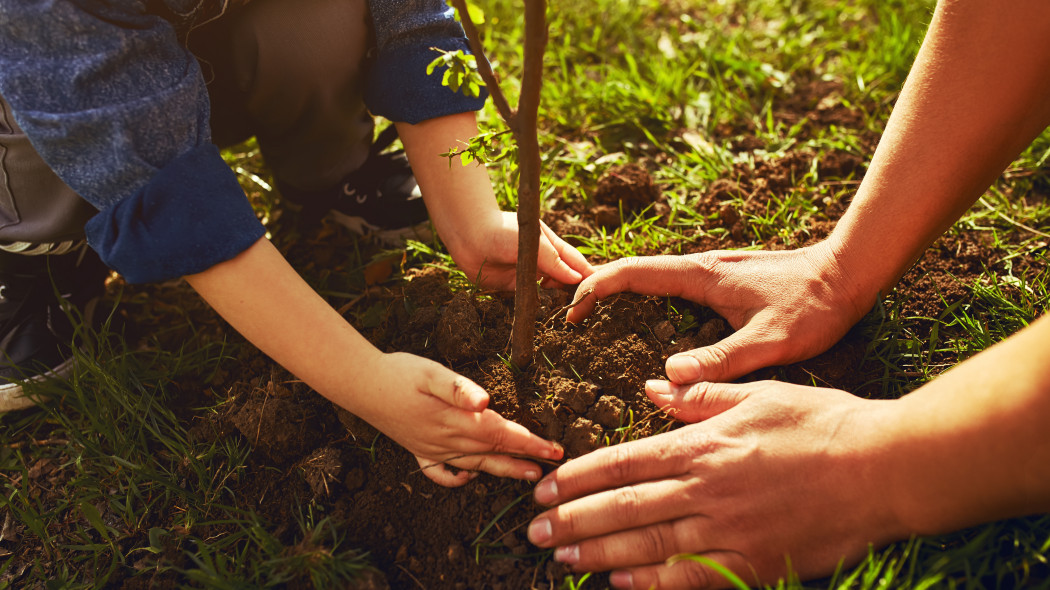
[561,572,593,590]
[666,554,750,590]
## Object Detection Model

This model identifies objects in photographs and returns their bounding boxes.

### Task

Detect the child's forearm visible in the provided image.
[185,236,565,485]
[184,237,381,412]
[395,112,502,254]
[827,0,1050,304]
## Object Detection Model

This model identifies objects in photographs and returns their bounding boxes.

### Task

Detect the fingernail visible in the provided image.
[548,441,564,460]
[666,355,701,383]
[534,478,559,504]
[645,379,677,400]
[528,517,552,544]
[554,544,579,565]
[524,470,540,481]
[609,571,633,589]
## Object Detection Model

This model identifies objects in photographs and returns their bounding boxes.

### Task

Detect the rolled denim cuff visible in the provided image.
[85,144,266,284]
[366,37,488,125]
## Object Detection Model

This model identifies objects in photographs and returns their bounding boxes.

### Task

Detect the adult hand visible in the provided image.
[358,352,564,487]
[526,380,906,589]
[565,243,873,383]
[448,211,594,291]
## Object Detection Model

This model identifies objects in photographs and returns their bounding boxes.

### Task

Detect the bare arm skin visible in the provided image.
[566,0,1050,384]
[186,237,563,487]
[526,314,1050,589]
[182,112,589,486]
[396,112,593,290]
[528,0,1050,586]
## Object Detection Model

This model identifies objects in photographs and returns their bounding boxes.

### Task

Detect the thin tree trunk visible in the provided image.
[451,0,547,369]
[509,0,547,368]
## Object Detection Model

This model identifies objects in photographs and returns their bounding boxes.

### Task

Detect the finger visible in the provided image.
[539,273,566,290]
[531,430,694,506]
[541,221,594,279]
[536,224,586,286]
[664,317,786,383]
[468,409,564,461]
[565,255,702,324]
[528,478,707,548]
[609,551,755,590]
[428,368,489,412]
[645,380,751,423]
[473,264,516,292]
[416,455,477,487]
[446,452,547,481]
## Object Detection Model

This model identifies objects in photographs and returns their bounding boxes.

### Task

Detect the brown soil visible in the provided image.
[5,81,1037,588]
[101,143,1026,589]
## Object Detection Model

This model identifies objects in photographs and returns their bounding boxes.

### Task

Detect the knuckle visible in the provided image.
[698,345,733,379]
[670,517,702,555]
[584,538,615,569]
[563,505,588,539]
[678,561,714,589]
[688,251,721,275]
[685,381,714,404]
[611,485,644,524]
[605,444,636,484]
[481,420,512,453]
[639,522,672,561]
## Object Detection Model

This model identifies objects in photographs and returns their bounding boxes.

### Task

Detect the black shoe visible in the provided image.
[0,246,105,412]
[280,125,432,245]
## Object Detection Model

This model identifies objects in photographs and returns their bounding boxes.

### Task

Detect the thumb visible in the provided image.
[429,366,490,412]
[645,380,751,423]
[664,322,787,383]
[537,221,590,285]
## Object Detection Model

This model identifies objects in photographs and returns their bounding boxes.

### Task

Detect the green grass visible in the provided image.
[1,307,374,588]
[4,0,1050,587]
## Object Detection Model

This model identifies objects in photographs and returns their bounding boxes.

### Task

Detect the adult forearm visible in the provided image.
[878,314,1050,535]
[827,0,1050,301]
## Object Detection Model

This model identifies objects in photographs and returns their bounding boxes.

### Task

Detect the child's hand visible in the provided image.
[353,351,564,487]
[447,211,594,292]
[393,114,594,292]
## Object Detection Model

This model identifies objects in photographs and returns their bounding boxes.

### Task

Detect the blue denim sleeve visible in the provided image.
[0,0,264,283]
[366,0,488,124]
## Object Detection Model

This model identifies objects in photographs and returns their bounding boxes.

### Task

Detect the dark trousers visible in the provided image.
[0,0,373,247]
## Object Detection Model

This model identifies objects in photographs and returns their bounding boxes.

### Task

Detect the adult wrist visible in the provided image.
[839,398,919,545]
[803,238,882,322]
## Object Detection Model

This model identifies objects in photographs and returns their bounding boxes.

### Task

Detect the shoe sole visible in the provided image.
[0,297,99,413]
[0,355,77,412]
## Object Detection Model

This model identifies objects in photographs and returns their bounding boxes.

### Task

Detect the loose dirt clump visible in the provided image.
[434,291,484,363]
[589,163,662,229]
[5,79,1027,587]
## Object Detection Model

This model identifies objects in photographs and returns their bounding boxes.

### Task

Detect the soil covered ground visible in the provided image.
[126,110,1021,589]
[5,79,1046,588]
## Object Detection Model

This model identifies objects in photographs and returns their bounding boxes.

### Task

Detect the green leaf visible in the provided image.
[426,55,442,75]
[465,1,485,25]
[80,501,112,541]
[446,0,485,24]
[147,527,169,554]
